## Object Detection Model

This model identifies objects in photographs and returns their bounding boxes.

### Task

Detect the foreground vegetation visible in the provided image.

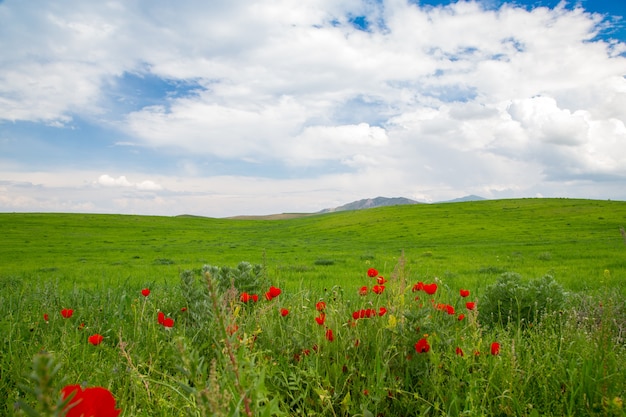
[1,198,625,415]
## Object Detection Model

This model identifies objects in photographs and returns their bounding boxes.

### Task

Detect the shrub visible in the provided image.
[479,272,566,329]
[202,261,265,294]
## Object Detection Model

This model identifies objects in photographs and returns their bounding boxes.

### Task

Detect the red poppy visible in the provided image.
[61,384,121,417]
[43,313,49,322]
[414,338,430,353]
[61,309,74,318]
[367,268,378,277]
[466,302,476,310]
[459,289,470,298]
[181,307,188,312]
[88,334,104,346]
[325,328,334,342]
[240,292,251,303]
[455,347,464,356]
[162,318,174,328]
[141,288,150,297]
[378,306,388,316]
[251,294,259,302]
[376,276,387,285]
[157,311,165,325]
[490,342,500,355]
[265,286,282,301]
[359,286,368,296]
[412,282,424,292]
[280,308,289,317]
[372,285,385,294]
[315,301,326,311]
[423,283,437,295]
[315,313,326,325]
[458,314,465,321]
[445,305,455,315]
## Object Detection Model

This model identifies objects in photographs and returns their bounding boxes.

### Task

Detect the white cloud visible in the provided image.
[0,0,625,215]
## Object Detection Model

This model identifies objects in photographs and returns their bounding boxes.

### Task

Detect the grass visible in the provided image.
[1,198,626,416]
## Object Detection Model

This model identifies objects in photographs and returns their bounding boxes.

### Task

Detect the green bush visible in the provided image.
[202,261,265,294]
[479,272,566,328]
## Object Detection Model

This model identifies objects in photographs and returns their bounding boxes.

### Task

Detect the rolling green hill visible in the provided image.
[1,198,625,293]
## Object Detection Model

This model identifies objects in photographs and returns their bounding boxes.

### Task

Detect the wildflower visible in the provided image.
[315,301,326,311]
[412,282,424,292]
[490,342,500,355]
[359,286,368,296]
[325,328,334,342]
[372,285,385,295]
[61,384,121,417]
[77,323,85,330]
[423,283,437,295]
[455,347,464,356]
[162,318,174,328]
[367,268,378,277]
[459,289,470,297]
[466,302,476,310]
[458,314,465,321]
[88,334,104,346]
[378,306,388,316]
[251,294,259,302]
[43,313,49,322]
[280,308,289,317]
[414,338,430,353]
[265,286,282,301]
[445,305,455,315]
[61,309,74,318]
[181,307,188,312]
[240,292,251,303]
[376,276,387,285]
[315,314,326,325]
[141,288,150,297]
[157,311,165,325]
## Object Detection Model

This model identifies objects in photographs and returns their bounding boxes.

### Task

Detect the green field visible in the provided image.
[1,198,626,416]
[2,198,625,292]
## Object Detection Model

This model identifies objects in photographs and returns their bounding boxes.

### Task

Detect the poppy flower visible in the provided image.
[157,311,165,325]
[251,294,259,302]
[325,328,334,342]
[412,282,424,292]
[466,302,476,310]
[265,286,282,301]
[88,334,104,346]
[367,268,378,277]
[315,301,326,311]
[372,285,385,295]
[181,307,188,312]
[359,286,368,296]
[414,338,430,353]
[376,276,387,285]
[378,306,388,316]
[280,308,289,317]
[43,313,49,322]
[423,283,437,295]
[61,309,74,318]
[445,305,455,315]
[458,314,465,321]
[162,318,174,328]
[459,289,470,298]
[61,384,121,417]
[240,292,251,303]
[490,342,500,355]
[456,347,464,356]
[141,288,150,297]
[315,314,326,325]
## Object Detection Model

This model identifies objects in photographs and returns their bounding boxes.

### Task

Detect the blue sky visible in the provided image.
[1,0,625,216]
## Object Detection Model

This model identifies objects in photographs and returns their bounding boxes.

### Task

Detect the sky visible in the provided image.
[1,0,625,217]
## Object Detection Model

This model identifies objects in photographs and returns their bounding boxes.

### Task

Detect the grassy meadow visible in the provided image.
[1,198,626,416]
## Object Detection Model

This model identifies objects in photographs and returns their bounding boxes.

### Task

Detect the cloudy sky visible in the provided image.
[1,0,625,217]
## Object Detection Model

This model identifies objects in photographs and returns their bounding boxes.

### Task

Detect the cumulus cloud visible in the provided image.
[1,0,625,215]
[97,175,162,191]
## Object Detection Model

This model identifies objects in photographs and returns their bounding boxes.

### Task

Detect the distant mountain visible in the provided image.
[319,196,422,213]
[439,195,487,203]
